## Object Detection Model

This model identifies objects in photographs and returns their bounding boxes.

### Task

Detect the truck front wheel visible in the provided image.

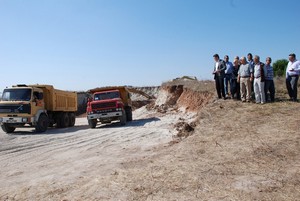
[35,114,49,133]
[120,111,127,126]
[88,119,97,128]
[1,123,16,133]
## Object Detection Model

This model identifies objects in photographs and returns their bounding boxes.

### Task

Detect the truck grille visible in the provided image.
[91,102,116,110]
[0,104,31,114]
[94,108,117,114]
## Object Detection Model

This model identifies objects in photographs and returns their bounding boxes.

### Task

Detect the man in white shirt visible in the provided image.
[286,53,300,102]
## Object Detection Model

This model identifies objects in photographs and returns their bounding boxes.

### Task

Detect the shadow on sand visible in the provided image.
[8,117,160,135]
[93,117,161,129]
[8,124,90,136]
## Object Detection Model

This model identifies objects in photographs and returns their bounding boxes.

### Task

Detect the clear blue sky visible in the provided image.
[1,0,300,92]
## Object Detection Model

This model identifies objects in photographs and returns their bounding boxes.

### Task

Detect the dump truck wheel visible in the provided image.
[1,123,16,133]
[35,114,49,133]
[68,113,76,127]
[125,107,133,121]
[61,113,69,128]
[88,119,97,128]
[120,111,127,126]
[57,113,69,128]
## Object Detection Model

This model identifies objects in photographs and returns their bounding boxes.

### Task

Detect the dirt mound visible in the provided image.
[154,81,214,113]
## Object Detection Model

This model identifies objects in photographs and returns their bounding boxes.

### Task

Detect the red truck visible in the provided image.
[86,86,133,128]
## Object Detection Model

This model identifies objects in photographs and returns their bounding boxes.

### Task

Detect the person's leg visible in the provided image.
[264,80,270,102]
[291,76,299,101]
[220,76,226,98]
[286,76,293,99]
[237,82,241,100]
[246,78,251,102]
[215,78,221,98]
[224,75,229,95]
[270,80,275,102]
[254,78,260,103]
[240,78,246,102]
[260,81,266,103]
[230,79,237,99]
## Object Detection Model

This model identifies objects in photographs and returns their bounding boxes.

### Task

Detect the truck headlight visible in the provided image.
[22,118,28,123]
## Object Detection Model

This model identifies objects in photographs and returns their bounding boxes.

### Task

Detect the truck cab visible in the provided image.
[0,85,46,133]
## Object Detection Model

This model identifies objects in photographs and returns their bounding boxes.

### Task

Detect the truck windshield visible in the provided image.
[94,91,120,101]
[2,89,32,101]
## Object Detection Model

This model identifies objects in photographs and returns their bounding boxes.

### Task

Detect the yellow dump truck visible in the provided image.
[0,84,77,133]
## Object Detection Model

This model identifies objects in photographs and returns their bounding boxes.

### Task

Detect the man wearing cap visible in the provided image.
[212,54,227,99]
[286,53,300,102]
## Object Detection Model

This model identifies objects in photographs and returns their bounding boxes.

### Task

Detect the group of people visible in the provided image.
[213,53,300,103]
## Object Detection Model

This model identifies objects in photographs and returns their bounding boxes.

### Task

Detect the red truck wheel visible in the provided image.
[88,119,97,128]
[120,111,127,126]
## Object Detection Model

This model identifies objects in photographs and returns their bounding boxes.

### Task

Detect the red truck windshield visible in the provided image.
[94,91,120,101]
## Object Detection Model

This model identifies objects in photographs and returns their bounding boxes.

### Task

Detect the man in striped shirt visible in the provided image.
[264,57,275,102]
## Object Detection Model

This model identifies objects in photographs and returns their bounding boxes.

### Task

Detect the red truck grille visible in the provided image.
[91,102,116,110]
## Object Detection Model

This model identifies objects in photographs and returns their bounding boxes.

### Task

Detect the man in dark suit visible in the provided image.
[212,54,227,99]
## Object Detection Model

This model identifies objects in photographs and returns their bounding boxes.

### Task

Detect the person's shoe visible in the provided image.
[223,97,227,100]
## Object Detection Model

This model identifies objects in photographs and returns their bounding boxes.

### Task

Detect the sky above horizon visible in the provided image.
[1,0,300,92]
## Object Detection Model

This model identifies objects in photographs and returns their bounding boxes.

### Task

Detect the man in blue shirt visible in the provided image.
[223,55,233,97]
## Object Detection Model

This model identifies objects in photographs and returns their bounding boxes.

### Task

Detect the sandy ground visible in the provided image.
[0,79,300,201]
[0,107,196,201]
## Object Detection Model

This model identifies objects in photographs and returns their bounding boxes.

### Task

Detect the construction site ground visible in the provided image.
[0,78,299,200]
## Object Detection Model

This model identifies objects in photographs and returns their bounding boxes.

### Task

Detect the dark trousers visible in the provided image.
[264,80,275,102]
[215,75,225,98]
[230,79,240,99]
[224,74,231,95]
[286,75,299,101]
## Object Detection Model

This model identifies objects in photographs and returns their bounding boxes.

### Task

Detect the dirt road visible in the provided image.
[0,107,195,200]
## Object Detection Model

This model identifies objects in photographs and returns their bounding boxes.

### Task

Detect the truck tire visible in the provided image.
[88,119,97,128]
[35,114,49,133]
[57,112,69,128]
[1,123,16,133]
[125,107,133,121]
[68,113,76,127]
[120,111,127,126]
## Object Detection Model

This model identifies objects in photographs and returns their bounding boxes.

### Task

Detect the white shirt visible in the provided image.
[286,60,300,77]
[215,62,219,71]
